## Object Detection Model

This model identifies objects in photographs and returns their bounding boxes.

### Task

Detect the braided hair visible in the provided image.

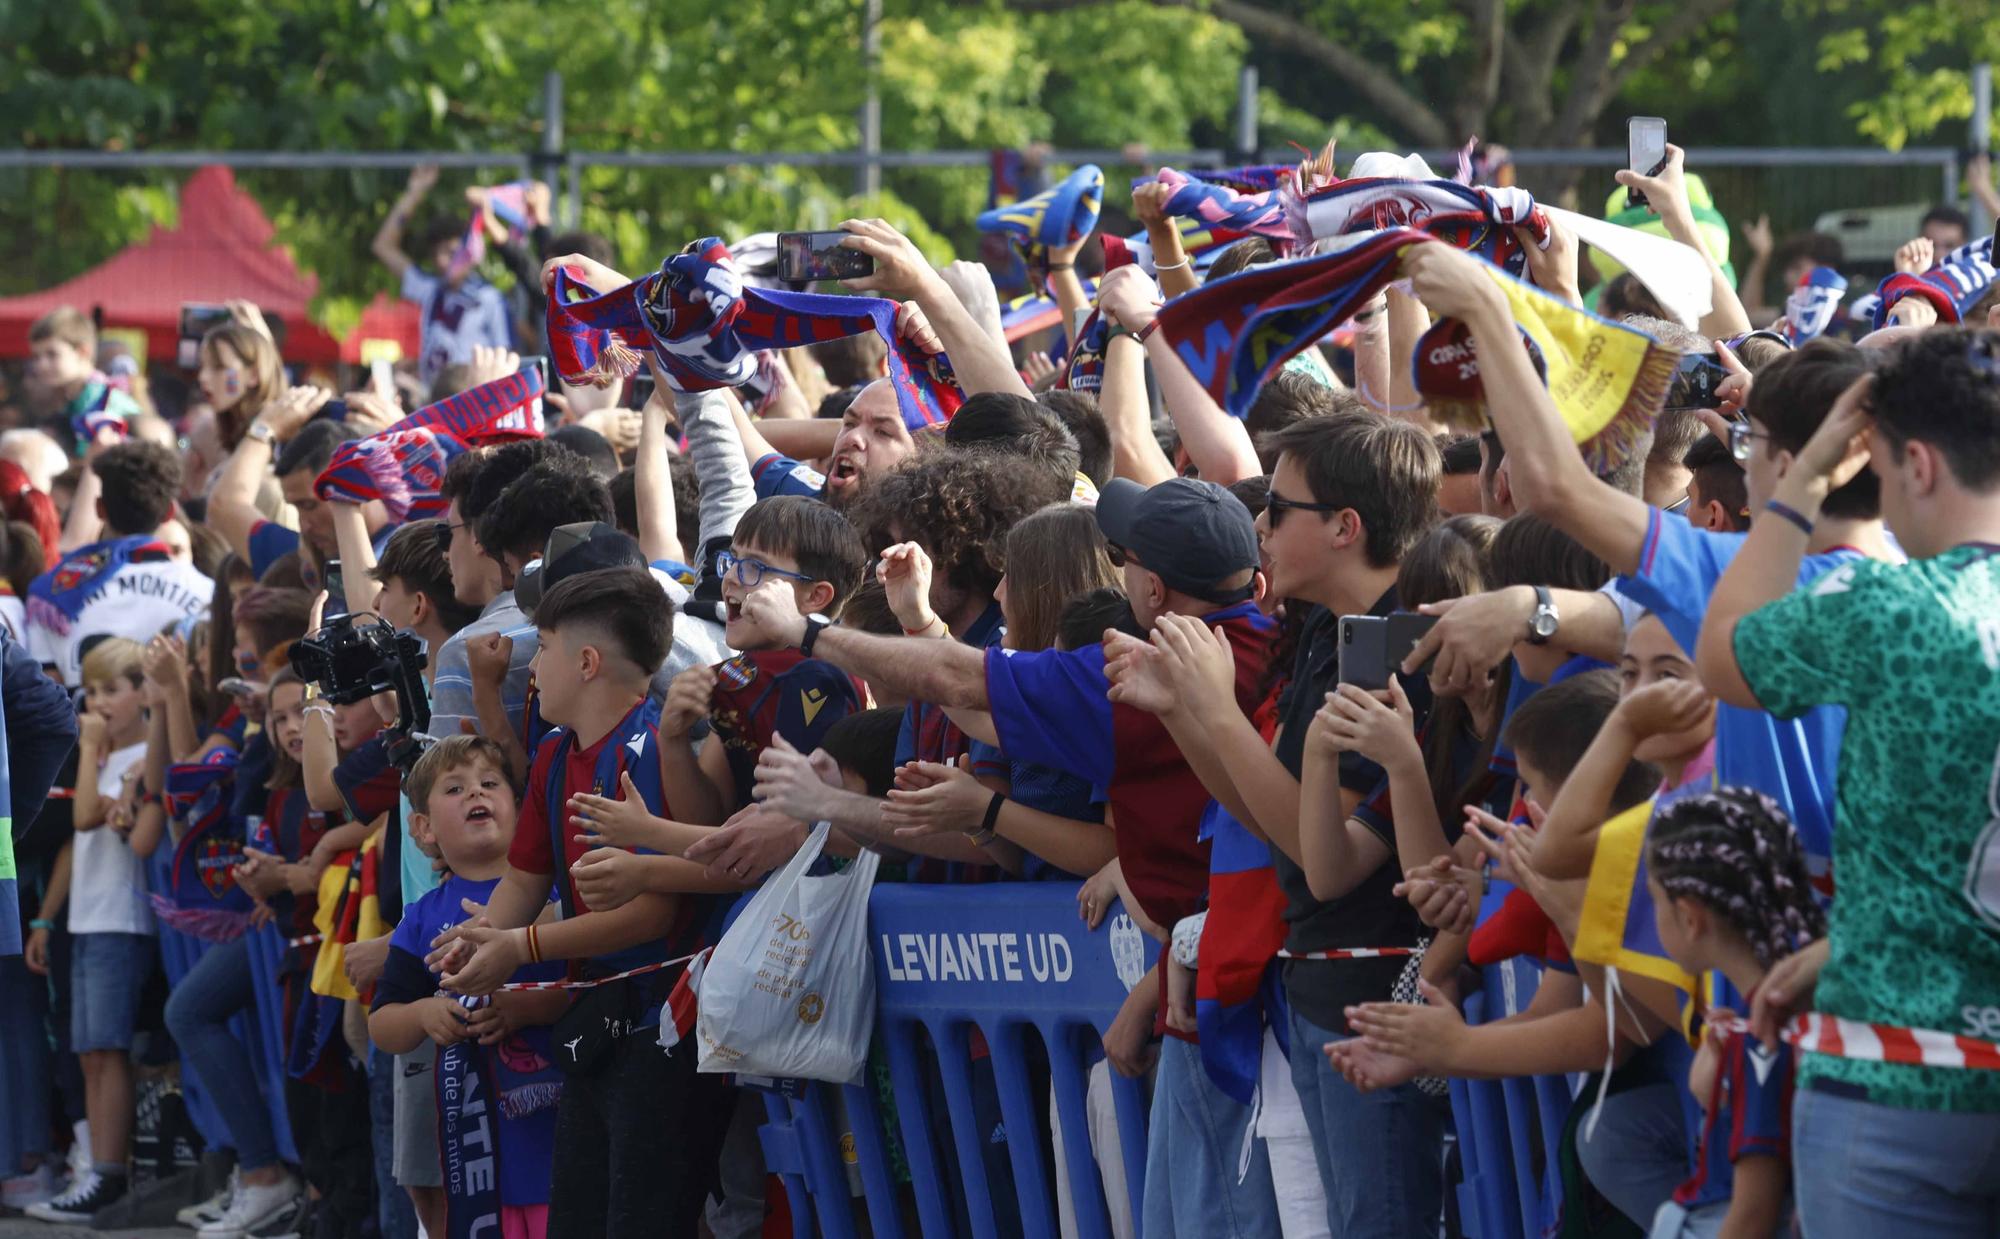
[1646,787,1827,970]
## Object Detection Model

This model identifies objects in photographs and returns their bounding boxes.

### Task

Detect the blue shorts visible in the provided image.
[70,932,156,1052]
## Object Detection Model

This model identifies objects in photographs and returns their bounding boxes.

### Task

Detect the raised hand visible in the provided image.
[660,666,717,741]
[877,542,938,634]
[684,802,808,884]
[836,219,939,301]
[569,770,661,852]
[882,757,987,838]
[568,848,646,911]
[1611,678,1716,742]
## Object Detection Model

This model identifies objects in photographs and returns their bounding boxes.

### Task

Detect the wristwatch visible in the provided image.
[246,420,277,446]
[1526,585,1560,645]
[799,616,830,659]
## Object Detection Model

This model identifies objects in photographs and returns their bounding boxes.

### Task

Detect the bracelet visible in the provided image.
[1153,257,1191,272]
[1764,499,1815,536]
[28,918,54,932]
[523,924,542,964]
[901,617,949,638]
[967,792,1005,847]
[1135,317,1163,343]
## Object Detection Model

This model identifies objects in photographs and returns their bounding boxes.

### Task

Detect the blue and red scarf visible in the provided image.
[1283,173,1548,277]
[438,996,564,1239]
[314,370,545,521]
[1140,167,1294,243]
[1869,235,1996,329]
[1195,803,1292,1104]
[66,374,137,448]
[151,750,255,943]
[1785,266,1849,345]
[447,182,532,283]
[977,164,1104,250]
[545,238,962,433]
[27,535,174,631]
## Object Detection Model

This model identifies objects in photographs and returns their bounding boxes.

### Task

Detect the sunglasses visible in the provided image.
[1727,421,1770,464]
[1264,489,1342,529]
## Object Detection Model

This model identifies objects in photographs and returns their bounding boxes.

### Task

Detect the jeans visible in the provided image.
[1576,1082,1693,1228]
[0,956,52,1172]
[370,1049,417,1239]
[70,931,156,1052]
[1140,1036,1277,1239]
[1287,1009,1444,1239]
[1794,1086,2000,1238]
[162,935,279,1172]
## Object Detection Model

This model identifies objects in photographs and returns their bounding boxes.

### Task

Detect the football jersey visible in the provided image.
[26,536,212,685]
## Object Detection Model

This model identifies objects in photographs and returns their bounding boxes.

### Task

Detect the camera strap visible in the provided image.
[542,695,666,924]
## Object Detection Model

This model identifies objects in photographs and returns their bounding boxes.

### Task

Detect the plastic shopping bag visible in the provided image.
[696,822,881,1084]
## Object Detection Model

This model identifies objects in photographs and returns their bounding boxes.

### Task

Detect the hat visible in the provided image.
[1094,477,1259,604]
[514,521,646,615]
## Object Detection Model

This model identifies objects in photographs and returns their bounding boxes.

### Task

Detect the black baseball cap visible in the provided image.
[1094,477,1260,604]
[515,521,647,616]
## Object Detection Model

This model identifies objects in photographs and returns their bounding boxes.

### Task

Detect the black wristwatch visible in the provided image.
[799,616,830,658]
[1526,585,1560,645]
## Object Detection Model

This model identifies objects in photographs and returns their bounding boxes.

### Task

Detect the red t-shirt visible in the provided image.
[506,706,661,917]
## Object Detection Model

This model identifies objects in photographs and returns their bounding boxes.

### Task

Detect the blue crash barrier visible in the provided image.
[146,849,299,1165]
[762,884,1581,1239]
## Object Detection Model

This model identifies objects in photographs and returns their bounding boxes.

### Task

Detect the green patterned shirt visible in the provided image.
[1734,544,2000,1112]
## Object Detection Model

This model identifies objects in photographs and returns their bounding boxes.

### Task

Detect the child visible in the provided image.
[369,736,567,1239]
[26,638,154,1223]
[657,496,870,825]
[431,567,730,1239]
[1642,788,1819,1239]
[26,307,137,451]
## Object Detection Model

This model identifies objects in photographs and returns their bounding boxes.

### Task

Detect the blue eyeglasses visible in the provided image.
[716,551,815,589]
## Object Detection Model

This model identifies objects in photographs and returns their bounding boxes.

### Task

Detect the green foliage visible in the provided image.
[1807,0,2000,149]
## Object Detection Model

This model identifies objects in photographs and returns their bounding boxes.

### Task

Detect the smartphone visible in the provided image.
[777,230,875,283]
[522,354,550,388]
[322,559,346,622]
[629,367,656,410]
[1337,612,1441,692]
[1626,116,1668,210]
[177,302,234,368]
[217,677,261,700]
[1667,351,1728,410]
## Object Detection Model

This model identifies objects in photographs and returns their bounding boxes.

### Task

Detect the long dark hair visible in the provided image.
[1397,514,1509,824]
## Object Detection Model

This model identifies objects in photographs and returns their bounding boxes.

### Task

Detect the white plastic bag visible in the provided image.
[695,822,880,1084]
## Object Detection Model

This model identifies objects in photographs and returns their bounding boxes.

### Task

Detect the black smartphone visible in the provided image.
[630,368,656,410]
[777,230,874,283]
[177,302,234,368]
[322,559,346,622]
[522,354,550,389]
[1626,117,1668,210]
[1337,612,1440,692]
[1667,351,1728,410]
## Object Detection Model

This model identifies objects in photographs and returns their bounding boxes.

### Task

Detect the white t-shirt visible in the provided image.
[0,592,24,642]
[69,741,155,936]
[26,544,212,686]
[401,267,514,388]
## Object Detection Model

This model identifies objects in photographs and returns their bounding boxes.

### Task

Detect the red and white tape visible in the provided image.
[496,948,707,992]
[1276,947,1417,961]
[1785,1012,2000,1071]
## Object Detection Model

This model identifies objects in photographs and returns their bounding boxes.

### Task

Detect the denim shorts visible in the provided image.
[70,931,157,1052]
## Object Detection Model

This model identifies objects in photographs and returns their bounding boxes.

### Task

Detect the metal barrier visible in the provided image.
[762,884,1581,1239]
[145,850,299,1165]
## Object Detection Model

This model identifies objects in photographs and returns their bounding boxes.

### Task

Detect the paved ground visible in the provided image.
[0,1221,183,1238]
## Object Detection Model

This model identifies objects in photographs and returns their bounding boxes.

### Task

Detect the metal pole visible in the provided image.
[1235,65,1259,161]
[1974,63,1993,234]
[538,70,573,229]
[857,0,882,199]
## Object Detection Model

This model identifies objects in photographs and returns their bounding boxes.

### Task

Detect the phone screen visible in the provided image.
[1626,117,1668,209]
[778,231,875,283]
[177,303,234,369]
[1668,352,1729,410]
[322,559,346,622]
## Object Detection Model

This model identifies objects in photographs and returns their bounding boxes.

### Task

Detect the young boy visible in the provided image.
[27,307,137,451]
[658,496,870,824]
[431,568,730,1239]
[27,638,154,1222]
[369,736,566,1239]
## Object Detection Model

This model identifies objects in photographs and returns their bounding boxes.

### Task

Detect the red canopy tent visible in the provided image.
[339,292,422,365]
[0,165,342,364]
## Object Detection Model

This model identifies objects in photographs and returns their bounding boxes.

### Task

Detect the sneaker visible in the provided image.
[65,1121,91,1182]
[197,1173,301,1238]
[243,1193,310,1239]
[23,1169,127,1223]
[1,1162,59,1208]
[178,1168,240,1228]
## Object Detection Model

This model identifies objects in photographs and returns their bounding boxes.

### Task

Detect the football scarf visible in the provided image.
[1283,171,1549,276]
[65,374,137,448]
[1870,238,1996,329]
[545,238,962,433]
[438,995,564,1239]
[1786,267,1849,344]
[1062,308,1112,394]
[314,370,546,521]
[151,750,255,943]
[1142,167,1293,242]
[977,164,1104,250]
[1195,802,1291,1105]
[27,536,175,630]
[1411,260,1678,471]
[1150,229,1416,418]
[447,182,532,284]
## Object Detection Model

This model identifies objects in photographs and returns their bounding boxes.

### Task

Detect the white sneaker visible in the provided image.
[1,1162,59,1208]
[178,1168,240,1228]
[197,1173,301,1238]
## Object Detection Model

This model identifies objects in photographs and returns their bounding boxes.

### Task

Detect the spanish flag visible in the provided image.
[310,829,388,1003]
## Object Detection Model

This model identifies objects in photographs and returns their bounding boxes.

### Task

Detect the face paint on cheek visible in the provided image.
[238,651,261,677]
[224,370,241,397]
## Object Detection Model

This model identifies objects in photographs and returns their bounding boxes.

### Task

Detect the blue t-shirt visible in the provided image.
[373,873,563,1209]
[750,452,827,501]
[1616,507,1859,886]
[894,604,1007,882]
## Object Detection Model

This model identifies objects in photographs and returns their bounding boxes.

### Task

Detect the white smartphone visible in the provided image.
[1626,117,1668,209]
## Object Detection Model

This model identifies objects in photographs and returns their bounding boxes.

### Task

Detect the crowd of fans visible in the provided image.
[0,136,1997,1239]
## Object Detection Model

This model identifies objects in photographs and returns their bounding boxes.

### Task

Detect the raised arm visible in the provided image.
[678,388,754,552]
[635,380,684,566]
[1615,145,1752,340]
[1403,243,1651,574]
[372,165,438,280]
[837,218,1032,399]
[208,387,327,563]
[329,503,384,617]
[1131,182,1199,299]
[1098,266,1260,486]
[1098,331,1176,486]
[731,580,990,713]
